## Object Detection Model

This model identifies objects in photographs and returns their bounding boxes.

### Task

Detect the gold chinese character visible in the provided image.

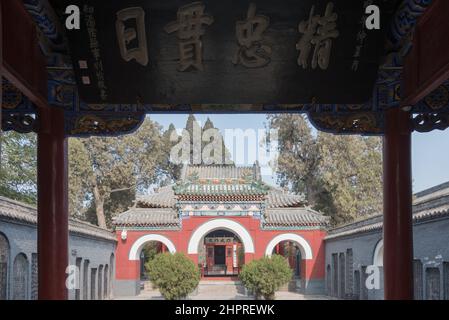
[296,2,339,70]
[165,2,214,71]
[233,3,271,68]
[115,7,149,66]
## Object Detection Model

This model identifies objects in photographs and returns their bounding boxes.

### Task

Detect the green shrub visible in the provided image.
[146,252,200,300]
[239,254,293,300]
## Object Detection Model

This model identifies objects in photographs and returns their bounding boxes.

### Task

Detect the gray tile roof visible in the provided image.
[0,196,116,241]
[136,185,306,208]
[266,189,306,208]
[174,183,268,196]
[113,208,179,228]
[136,185,176,208]
[263,207,329,227]
[326,182,449,240]
[182,164,258,180]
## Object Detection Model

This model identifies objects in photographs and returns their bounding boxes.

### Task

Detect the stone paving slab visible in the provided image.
[116,281,332,300]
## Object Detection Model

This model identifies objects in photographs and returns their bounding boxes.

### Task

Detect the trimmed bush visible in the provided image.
[146,252,200,300]
[239,254,293,300]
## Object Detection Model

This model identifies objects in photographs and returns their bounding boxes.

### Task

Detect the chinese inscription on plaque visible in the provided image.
[233,3,272,68]
[296,2,339,70]
[164,2,214,71]
[84,5,108,100]
[70,0,384,105]
[115,7,149,66]
[351,0,373,71]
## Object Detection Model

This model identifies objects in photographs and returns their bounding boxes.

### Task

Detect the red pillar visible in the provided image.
[37,107,69,300]
[383,108,413,300]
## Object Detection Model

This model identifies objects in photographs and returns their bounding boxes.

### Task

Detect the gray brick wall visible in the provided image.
[325,216,449,300]
[0,218,116,300]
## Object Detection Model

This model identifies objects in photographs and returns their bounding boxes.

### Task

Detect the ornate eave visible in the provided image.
[2,0,448,136]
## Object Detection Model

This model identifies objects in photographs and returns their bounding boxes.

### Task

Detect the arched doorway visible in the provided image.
[83,260,89,300]
[269,240,303,277]
[13,253,29,300]
[98,265,103,300]
[139,241,170,281]
[201,229,244,277]
[104,264,109,299]
[373,239,383,267]
[129,234,176,260]
[265,234,313,259]
[188,219,255,255]
[265,233,313,290]
[0,233,9,300]
[109,253,114,299]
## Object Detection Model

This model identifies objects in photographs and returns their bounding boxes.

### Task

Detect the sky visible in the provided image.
[150,114,449,193]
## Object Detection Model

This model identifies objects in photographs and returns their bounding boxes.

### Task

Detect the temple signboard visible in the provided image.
[52,0,398,105]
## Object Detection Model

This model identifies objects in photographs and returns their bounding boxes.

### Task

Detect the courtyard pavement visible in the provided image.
[116,280,333,300]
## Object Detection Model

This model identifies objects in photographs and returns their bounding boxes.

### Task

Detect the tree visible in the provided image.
[146,252,200,300]
[202,117,232,165]
[161,123,182,184]
[181,114,232,165]
[267,114,383,225]
[0,131,37,204]
[239,255,293,300]
[267,114,322,204]
[68,115,234,227]
[316,132,383,224]
[68,138,92,220]
[68,118,170,227]
[185,114,202,165]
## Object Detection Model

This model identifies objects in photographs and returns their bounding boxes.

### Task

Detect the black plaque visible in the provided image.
[54,0,398,105]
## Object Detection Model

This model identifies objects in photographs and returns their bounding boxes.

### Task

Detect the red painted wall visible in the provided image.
[115,216,326,281]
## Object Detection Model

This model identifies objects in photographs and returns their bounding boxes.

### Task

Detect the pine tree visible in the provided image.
[0,131,37,204]
[68,117,170,227]
[202,117,233,165]
[267,114,382,225]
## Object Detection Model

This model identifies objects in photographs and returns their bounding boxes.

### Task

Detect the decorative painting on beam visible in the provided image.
[1,79,37,134]
[64,112,146,137]
[412,113,449,133]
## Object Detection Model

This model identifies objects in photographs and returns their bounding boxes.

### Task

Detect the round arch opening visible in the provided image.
[128,234,177,281]
[187,219,255,254]
[129,234,176,261]
[265,234,313,280]
[200,229,244,277]
[265,233,313,260]
[269,240,304,277]
[373,239,383,267]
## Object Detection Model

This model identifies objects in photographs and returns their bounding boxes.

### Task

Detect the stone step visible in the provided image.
[278,279,301,292]
[199,280,241,285]
[194,280,246,297]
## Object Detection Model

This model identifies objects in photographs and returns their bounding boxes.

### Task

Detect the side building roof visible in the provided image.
[0,196,116,242]
[325,181,449,240]
[264,207,329,228]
